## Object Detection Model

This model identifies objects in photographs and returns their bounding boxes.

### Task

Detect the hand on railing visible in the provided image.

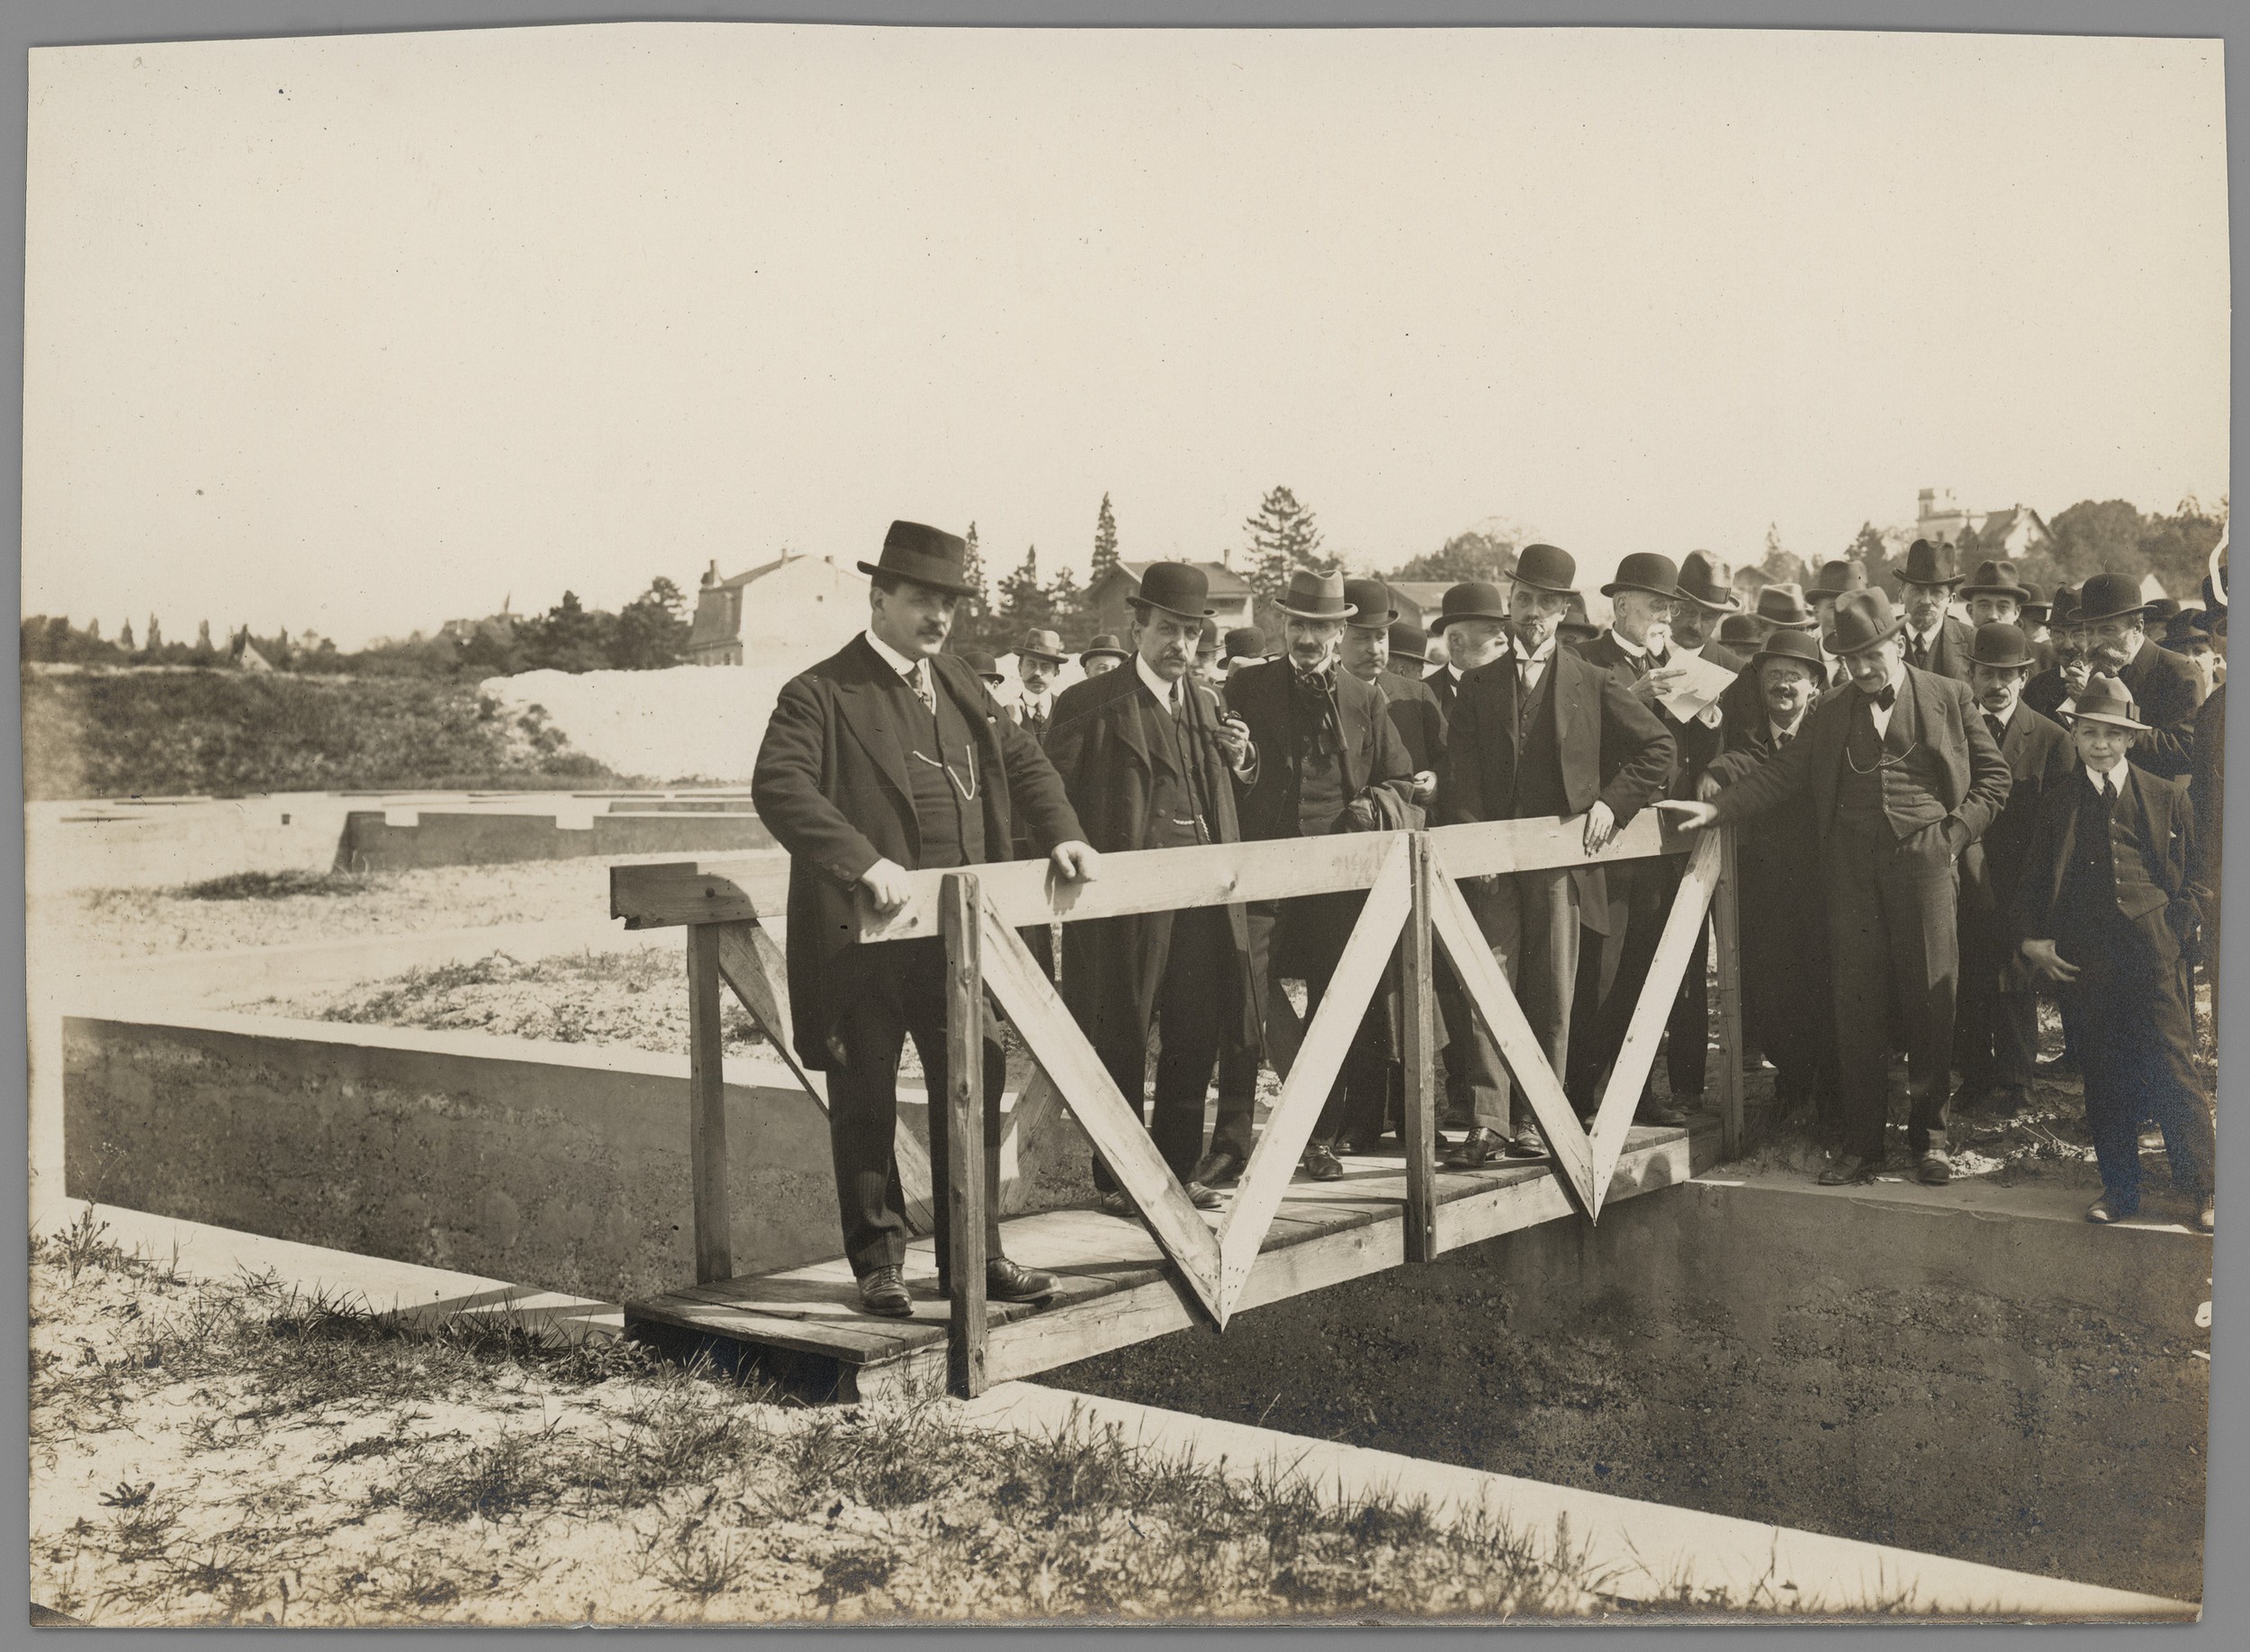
[1049,841,1102,884]
[860,857,917,916]
[1654,799,1719,831]
[1581,801,1620,855]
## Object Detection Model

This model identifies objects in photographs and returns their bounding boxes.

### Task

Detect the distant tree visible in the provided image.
[517,590,616,674]
[1046,565,1089,648]
[2044,498,2146,589]
[1091,493,1121,586]
[86,618,102,643]
[1848,522,1888,566]
[997,546,1055,631]
[1954,521,1984,559]
[1757,523,1805,586]
[146,614,164,652]
[2135,495,2228,603]
[1243,485,1330,601]
[191,620,217,666]
[611,576,692,669]
[952,520,1004,652]
[1386,526,1518,586]
[457,624,524,678]
[118,619,135,651]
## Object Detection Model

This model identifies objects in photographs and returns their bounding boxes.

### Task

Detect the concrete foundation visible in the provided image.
[338,808,772,872]
[1048,1173,2210,1604]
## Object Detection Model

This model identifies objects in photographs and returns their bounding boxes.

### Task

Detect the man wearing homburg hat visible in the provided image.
[2073,571,2207,779]
[1893,539,1976,682]
[1661,588,2011,1186]
[1438,544,1675,1164]
[752,521,1102,1318]
[1225,569,1416,1181]
[1951,622,2075,1120]
[1423,581,1514,716]
[1714,581,1820,733]
[1960,560,2057,675]
[1006,629,1070,741]
[1043,564,1262,1212]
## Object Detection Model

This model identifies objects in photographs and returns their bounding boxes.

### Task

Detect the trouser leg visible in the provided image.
[1462,875,1526,1133]
[1510,868,1580,1135]
[1210,902,1282,1163]
[1665,901,1712,1102]
[1878,823,1960,1155]
[1086,1021,1150,1196]
[2069,983,2145,1204]
[897,942,1007,1261]
[1953,903,1999,1092]
[1823,828,1894,1164]
[826,953,917,1277]
[1148,908,1228,1181]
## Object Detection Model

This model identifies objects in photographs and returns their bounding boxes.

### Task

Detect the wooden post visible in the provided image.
[1712,825,1746,1161]
[1400,832,1438,1262]
[685,923,733,1285]
[940,873,988,1398]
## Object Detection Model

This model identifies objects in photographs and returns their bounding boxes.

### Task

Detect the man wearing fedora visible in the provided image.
[1894,539,1976,682]
[1221,626,1270,685]
[1438,543,1675,1164]
[1226,569,1416,1181]
[1706,627,1840,1131]
[1952,622,2075,1121]
[1660,588,2011,1186]
[1807,559,1872,688]
[2075,571,2206,779]
[752,521,1102,1318]
[1007,628,1069,741]
[1960,560,2057,676]
[2012,675,2214,1233]
[1423,581,1514,716]
[1342,579,1445,811]
[2025,584,2090,723]
[1715,581,1820,735]
[1081,634,1130,678]
[1043,563,1261,1214]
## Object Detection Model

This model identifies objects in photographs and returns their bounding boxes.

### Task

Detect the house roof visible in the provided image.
[1976,506,2052,547]
[708,553,792,591]
[1094,560,1255,600]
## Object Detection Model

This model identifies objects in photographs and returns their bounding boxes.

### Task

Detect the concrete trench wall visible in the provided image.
[63,1013,1089,1304]
[1048,1176,2210,1605]
[338,809,773,873]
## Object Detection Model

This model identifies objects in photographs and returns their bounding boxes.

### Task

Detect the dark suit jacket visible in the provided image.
[2011,762,2205,967]
[1709,664,2012,851]
[1043,662,1260,1055]
[1436,645,1675,927]
[1227,658,1413,843]
[1959,703,2075,920]
[1374,668,1447,774]
[1900,615,1976,681]
[1709,702,1828,957]
[1422,664,1462,716]
[2113,635,2207,779]
[752,634,1085,1069]
[1574,633,1745,800]
[2025,664,2074,722]
[2192,685,2224,915]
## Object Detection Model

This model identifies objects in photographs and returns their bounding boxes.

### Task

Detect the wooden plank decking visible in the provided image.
[626,1118,1719,1398]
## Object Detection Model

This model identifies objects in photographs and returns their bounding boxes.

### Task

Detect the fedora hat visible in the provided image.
[1508,543,1580,597]
[1716,612,1763,649]
[1755,582,1817,630]
[1196,620,1222,656]
[1676,551,1742,612]
[2077,572,2150,625]
[2164,608,2210,647]
[1600,552,1681,602]
[1343,577,1400,627]
[1896,538,1965,588]
[1807,558,1870,602]
[857,519,979,597]
[1959,559,2030,602]
[1081,633,1131,664]
[1823,588,1904,655]
[1018,627,1067,665]
[1558,593,1600,642]
[1750,627,1827,674]
[1130,561,1216,621]
[1967,621,2037,671]
[2070,673,2148,732]
[1432,580,1510,632]
[2049,584,2082,628]
[1387,619,1427,663]
[958,648,1004,684]
[1272,568,1357,621]
[1223,625,1269,660]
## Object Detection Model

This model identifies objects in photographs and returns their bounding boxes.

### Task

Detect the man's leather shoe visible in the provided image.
[1504,1125,1550,1160]
[1184,1181,1223,1210]
[1191,1151,1245,1189]
[1444,1127,1505,1169]
[2200,1195,2216,1235]
[986,1257,1057,1302]
[2085,1193,2139,1225]
[1636,1101,1691,1127]
[1916,1148,1952,1186]
[1098,1190,1134,1217]
[1816,1154,1874,1186]
[858,1265,913,1318]
[1300,1144,1346,1181]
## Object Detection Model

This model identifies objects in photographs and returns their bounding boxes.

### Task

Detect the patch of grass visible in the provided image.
[176,867,393,902]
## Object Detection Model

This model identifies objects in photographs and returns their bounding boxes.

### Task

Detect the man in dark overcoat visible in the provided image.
[2076,571,2208,779]
[1960,560,2058,675]
[1043,563,1262,1211]
[1894,538,1976,681]
[751,521,1099,1318]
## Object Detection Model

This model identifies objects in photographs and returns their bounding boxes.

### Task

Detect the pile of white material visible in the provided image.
[480,665,800,784]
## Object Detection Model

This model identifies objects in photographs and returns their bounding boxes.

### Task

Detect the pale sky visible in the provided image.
[20,22,2230,649]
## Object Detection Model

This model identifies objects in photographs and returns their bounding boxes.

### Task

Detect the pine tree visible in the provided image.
[147,614,163,651]
[997,546,1055,630]
[1243,485,1330,601]
[1047,566,1085,646]
[119,619,136,651]
[962,521,987,610]
[1091,493,1120,585]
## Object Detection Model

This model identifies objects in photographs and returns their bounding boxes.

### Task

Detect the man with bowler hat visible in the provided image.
[2026,584,2090,722]
[752,521,1101,1318]
[1423,581,1514,715]
[1952,622,2075,1120]
[1225,569,1415,1180]
[1438,543,1675,1164]
[1807,559,1872,687]
[1660,588,2011,1186]
[2074,571,2207,779]
[1043,563,1261,1214]
[1894,539,1976,681]
[1221,626,1270,684]
[1007,628,1069,741]
[1081,634,1130,678]
[1342,579,1445,810]
[1960,560,2057,675]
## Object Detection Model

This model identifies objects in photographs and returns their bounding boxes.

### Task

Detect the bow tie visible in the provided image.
[1863,684,1897,711]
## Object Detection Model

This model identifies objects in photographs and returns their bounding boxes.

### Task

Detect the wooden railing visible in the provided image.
[611,811,1743,1396]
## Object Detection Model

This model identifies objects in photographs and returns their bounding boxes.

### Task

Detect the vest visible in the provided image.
[1508,659,1570,819]
[1288,673,1350,838]
[1148,690,1213,849]
[2058,773,2163,949]
[1834,687,1948,839]
[901,674,986,869]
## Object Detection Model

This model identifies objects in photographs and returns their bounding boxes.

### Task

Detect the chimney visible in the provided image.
[703,559,719,588]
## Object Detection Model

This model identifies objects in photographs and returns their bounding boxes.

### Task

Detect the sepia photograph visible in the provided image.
[14,8,2232,1628]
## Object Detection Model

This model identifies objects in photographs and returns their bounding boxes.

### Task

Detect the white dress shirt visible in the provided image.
[1861,660,1907,738]
[1134,651,1185,712]
[864,628,929,696]
[2083,760,2124,799]
[1513,634,1558,693]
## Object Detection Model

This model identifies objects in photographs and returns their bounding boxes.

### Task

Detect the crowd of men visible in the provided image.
[751,521,2222,1318]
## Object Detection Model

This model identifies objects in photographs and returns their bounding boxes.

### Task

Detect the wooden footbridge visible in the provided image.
[609,813,1747,1399]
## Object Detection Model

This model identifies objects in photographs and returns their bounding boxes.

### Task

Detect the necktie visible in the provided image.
[1985,714,2005,748]
[907,663,935,717]
[1909,635,1929,670]
[1774,727,1792,750]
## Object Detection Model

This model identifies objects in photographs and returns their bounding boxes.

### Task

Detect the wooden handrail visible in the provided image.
[610,809,1694,938]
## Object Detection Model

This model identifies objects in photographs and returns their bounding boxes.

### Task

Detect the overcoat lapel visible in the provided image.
[833,643,915,808]
[1809,684,1850,831]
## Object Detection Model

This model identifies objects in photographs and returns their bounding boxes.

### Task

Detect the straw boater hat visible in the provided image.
[1675,551,1742,612]
[857,520,979,597]
[1822,588,1904,655]
[1959,559,2031,603]
[1343,578,1400,628]
[958,649,1004,686]
[1129,561,1217,622]
[1749,627,1827,675]
[1223,625,1269,660]
[1080,633,1131,665]
[1272,569,1357,621]
[1600,552,1681,602]
[1807,559,1870,602]
[1896,538,1965,588]
[1755,582,1818,630]
[1387,619,1428,664]
[1966,621,2038,672]
[1431,581,1510,632]
[2070,673,2149,732]
[1017,627,1067,666]
[2076,572,2152,625]
[1508,543,1580,597]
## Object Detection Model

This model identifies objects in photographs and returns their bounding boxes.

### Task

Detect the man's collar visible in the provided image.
[864,628,922,678]
[1133,651,1181,706]
[1514,633,1556,665]
[1446,663,1464,681]
[1672,641,1703,661]
[1986,700,2019,733]
[1768,710,1805,741]
[1907,616,1944,645]
[2084,759,2125,793]
[2120,632,2147,666]
[1612,629,1651,660]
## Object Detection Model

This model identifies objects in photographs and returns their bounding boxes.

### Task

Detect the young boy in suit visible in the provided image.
[2012,674,2216,1233]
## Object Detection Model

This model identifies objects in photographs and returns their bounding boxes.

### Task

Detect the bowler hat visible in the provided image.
[1432,581,1510,632]
[1272,569,1357,621]
[1387,620,1427,663]
[1196,621,1222,656]
[1966,622,2037,671]
[1807,559,1870,601]
[2071,673,2149,732]
[1223,625,1268,660]
[1600,552,1681,602]
[2049,585,2082,628]
[958,648,1004,684]
[1558,594,1600,641]
[1755,582,1817,630]
[1750,628,1827,674]
[1081,633,1131,664]
[1959,559,2030,602]
[1897,538,1965,588]
[2164,607,2210,647]
[1343,577,1400,627]
[1823,588,1904,655]
[1018,627,1067,665]
[2077,572,2151,625]
[2020,583,2051,623]
[1716,613,1764,649]
[2142,597,2182,626]
[858,519,979,597]
[1129,561,1216,621]
[1676,551,1742,612]
[1508,543,1580,597]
